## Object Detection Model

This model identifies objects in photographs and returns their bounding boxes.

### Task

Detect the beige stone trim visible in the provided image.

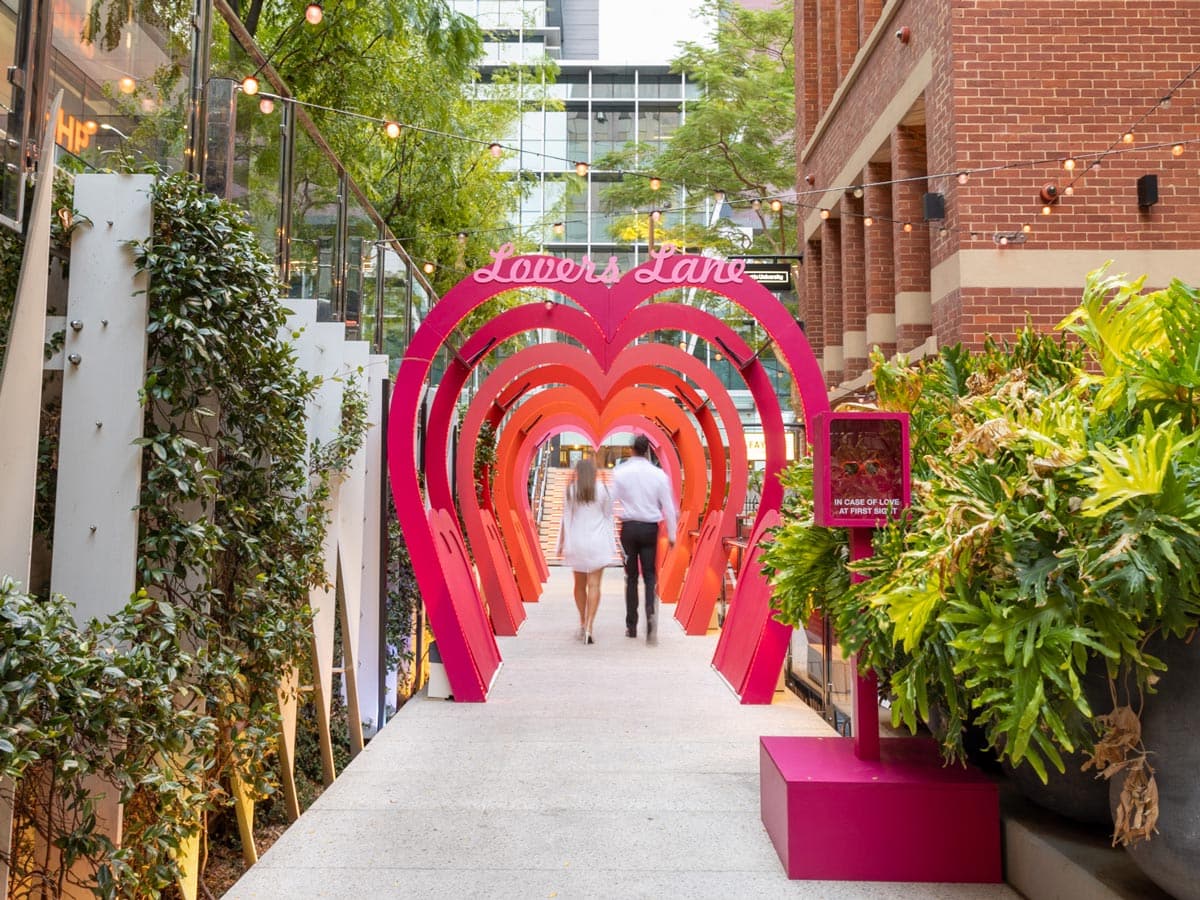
[867,312,896,345]
[802,50,934,241]
[843,330,868,360]
[895,291,932,327]
[932,249,1200,305]
[823,345,844,373]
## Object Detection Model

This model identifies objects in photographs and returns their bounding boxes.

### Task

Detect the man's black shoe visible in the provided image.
[626,627,637,638]
[646,616,657,645]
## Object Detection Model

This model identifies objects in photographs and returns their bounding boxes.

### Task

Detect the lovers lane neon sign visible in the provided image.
[473,242,747,287]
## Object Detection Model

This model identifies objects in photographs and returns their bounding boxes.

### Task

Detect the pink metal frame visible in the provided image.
[387,254,829,701]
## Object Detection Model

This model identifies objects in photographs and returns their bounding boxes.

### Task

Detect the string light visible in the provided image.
[649,176,661,191]
[957,172,969,185]
[1172,143,1185,157]
[118,76,136,94]
[863,215,873,226]
[1064,185,1074,196]
[384,121,401,139]
[819,208,830,220]
[1041,205,1052,216]
[241,75,259,95]
[422,261,435,274]
[258,97,275,114]
[751,199,762,211]
[770,198,783,213]
[552,221,564,236]
[1122,131,1135,144]
[575,161,590,177]
[903,222,913,232]
[1062,158,1075,171]
[305,1,323,25]
[1022,223,1032,234]
[650,209,662,222]
[489,142,503,158]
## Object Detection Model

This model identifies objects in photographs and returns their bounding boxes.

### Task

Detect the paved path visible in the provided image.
[227,568,1019,899]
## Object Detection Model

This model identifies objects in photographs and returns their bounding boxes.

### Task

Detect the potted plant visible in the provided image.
[761,268,1200,893]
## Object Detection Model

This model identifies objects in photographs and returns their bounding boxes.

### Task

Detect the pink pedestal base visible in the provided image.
[760,736,1002,883]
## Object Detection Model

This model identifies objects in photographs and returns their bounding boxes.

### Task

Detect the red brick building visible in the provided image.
[794,0,1200,394]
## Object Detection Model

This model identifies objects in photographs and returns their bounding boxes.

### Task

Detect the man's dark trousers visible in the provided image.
[620,520,659,633]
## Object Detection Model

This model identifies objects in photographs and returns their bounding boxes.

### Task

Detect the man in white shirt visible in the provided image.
[611,434,678,644]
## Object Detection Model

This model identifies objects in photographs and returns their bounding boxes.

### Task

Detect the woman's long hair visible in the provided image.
[571,457,597,505]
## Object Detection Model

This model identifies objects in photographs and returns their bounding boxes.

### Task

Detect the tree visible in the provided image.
[598,0,795,257]
[234,0,554,295]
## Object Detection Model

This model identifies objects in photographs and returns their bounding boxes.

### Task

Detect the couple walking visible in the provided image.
[556,435,678,645]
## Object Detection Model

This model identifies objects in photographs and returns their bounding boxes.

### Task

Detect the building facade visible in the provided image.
[451,0,712,268]
[794,0,1200,396]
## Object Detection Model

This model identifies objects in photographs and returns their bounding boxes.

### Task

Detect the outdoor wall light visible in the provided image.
[895,26,912,43]
[804,173,815,186]
[994,231,1027,246]
[1039,183,1059,203]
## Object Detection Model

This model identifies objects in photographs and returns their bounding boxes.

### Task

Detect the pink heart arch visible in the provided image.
[387,250,829,702]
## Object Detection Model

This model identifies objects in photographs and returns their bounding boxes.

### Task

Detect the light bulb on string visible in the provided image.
[82,120,99,135]
[259,97,275,114]
[575,161,590,177]
[649,176,661,191]
[1172,143,1185,157]
[1042,204,1052,216]
[650,209,662,222]
[751,198,762,211]
[819,208,830,220]
[1161,95,1172,109]
[1064,185,1074,196]
[422,261,435,275]
[770,198,783,213]
[241,75,260,96]
[384,121,401,139]
[903,222,913,232]
[1000,236,1009,246]
[1062,158,1076,172]
[118,76,136,94]
[552,221,564,236]
[1122,131,1135,144]
[488,142,503,159]
[1022,223,1033,234]
[957,172,969,185]
[305,2,323,24]
[863,215,874,226]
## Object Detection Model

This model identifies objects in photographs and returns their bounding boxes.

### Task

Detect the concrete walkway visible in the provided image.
[227,568,1020,899]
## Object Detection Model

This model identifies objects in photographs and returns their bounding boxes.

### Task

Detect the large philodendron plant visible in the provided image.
[761,267,1200,845]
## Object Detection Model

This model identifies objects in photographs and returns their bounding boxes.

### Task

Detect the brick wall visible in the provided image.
[796,0,1200,365]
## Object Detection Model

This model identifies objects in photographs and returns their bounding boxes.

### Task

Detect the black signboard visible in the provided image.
[743,262,794,292]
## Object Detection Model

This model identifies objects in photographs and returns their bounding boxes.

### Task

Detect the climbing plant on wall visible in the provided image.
[1,171,366,896]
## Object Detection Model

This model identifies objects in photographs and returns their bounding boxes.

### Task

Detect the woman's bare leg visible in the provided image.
[573,571,588,636]
[584,569,603,637]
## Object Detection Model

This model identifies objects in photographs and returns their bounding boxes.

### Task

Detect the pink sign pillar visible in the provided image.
[759,411,1001,883]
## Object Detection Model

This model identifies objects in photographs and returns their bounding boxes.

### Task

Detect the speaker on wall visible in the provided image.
[1137,173,1159,209]
[922,192,945,220]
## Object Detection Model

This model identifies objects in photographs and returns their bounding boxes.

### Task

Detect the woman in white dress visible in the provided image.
[557,457,614,644]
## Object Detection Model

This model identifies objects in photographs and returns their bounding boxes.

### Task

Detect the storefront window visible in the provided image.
[47,0,191,173]
[1,0,21,228]
[288,123,339,316]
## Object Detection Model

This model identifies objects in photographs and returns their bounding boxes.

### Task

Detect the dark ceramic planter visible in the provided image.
[1110,636,1200,900]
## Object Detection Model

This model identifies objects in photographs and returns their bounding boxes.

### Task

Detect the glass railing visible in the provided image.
[5,0,435,357]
